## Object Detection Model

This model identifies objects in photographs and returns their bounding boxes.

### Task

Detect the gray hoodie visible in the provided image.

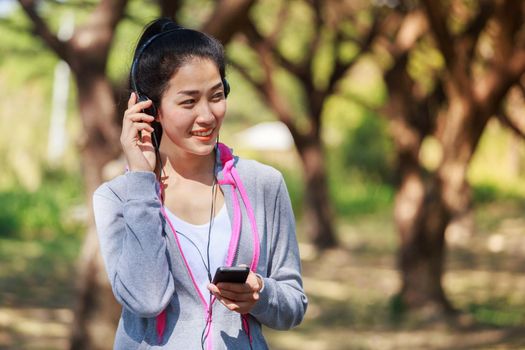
[93,146,307,349]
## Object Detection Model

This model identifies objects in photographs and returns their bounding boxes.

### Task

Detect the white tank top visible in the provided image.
[163,204,232,299]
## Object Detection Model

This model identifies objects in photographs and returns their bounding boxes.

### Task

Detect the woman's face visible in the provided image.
[158,57,227,157]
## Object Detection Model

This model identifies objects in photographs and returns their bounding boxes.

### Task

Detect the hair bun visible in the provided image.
[159,20,184,33]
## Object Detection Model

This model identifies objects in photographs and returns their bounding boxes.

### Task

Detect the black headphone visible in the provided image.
[130,27,230,118]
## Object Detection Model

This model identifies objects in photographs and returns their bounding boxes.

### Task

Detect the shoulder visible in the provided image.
[232,157,287,199]
[93,171,159,204]
[234,157,284,185]
[93,174,127,204]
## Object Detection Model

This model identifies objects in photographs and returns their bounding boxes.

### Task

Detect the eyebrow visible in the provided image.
[177,82,223,96]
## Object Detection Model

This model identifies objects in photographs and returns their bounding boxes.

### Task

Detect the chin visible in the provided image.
[187,141,217,156]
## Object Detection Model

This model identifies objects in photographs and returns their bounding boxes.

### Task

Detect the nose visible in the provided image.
[195,101,215,124]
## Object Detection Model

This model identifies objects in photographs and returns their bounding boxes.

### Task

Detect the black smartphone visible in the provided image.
[212,266,250,284]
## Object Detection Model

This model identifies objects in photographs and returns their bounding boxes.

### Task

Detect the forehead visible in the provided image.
[169,57,221,84]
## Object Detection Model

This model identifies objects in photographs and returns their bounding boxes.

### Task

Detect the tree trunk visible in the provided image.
[295,136,337,249]
[397,175,454,314]
[396,89,488,315]
[383,0,525,319]
[389,103,455,314]
[385,50,455,315]
[69,72,122,350]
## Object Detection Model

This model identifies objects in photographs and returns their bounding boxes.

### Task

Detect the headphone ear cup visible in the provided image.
[222,79,230,98]
[136,93,157,117]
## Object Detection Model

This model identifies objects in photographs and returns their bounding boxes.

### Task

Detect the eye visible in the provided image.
[181,99,196,106]
[211,92,224,102]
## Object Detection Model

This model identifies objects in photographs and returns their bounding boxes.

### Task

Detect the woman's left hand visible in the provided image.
[208,271,263,314]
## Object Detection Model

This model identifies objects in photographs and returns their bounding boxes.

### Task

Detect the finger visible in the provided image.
[127,113,155,123]
[218,297,255,314]
[216,295,241,312]
[125,99,154,116]
[216,282,253,293]
[208,284,220,295]
[127,92,138,109]
[137,133,153,145]
[137,133,157,151]
[122,114,154,134]
[218,289,259,302]
[138,142,156,153]
[128,122,155,136]
[232,301,256,314]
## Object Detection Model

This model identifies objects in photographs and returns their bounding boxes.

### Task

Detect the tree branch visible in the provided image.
[260,46,301,139]
[158,0,182,19]
[326,10,382,97]
[497,110,525,140]
[241,35,304,141]
[17,0,69,62]
[228,57,264,93]
[243,19,307,83]
[266,2,289,47]
[460,0,493,62]
[64,0,127,73]
[474,46,525,108]
[422,0,474,96]
[420,0,455,71]
[202,0,256,44]
[88,0,128,33]
[393,9,427,55]
[305,0,323,85]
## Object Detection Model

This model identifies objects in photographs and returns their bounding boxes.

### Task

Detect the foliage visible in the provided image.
[340,109,395,184]
[248,145,395,222]
[0,12,56,85]
[0,169,85,241]
[468,299,525,327]
[469,121,525,201]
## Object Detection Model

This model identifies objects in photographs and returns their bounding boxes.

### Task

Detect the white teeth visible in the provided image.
[192,129,213,137]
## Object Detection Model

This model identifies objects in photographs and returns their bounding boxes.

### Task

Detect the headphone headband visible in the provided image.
[130,28,182,94]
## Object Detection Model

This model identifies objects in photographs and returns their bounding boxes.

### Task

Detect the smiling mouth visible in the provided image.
[191,129,214,137]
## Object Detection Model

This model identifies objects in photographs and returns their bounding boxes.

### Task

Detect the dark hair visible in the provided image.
[131,18,226,104]
[130,18,227,143]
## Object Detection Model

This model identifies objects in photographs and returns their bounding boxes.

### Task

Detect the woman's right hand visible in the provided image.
[120,92,157,172]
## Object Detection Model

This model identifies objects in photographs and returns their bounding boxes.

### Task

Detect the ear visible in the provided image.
[154,106,162,121]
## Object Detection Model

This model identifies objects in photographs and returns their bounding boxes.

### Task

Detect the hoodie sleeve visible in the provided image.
[93,171,174,317]
[249,176,308,329]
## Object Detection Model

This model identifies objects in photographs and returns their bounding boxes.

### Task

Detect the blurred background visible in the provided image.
[1,0,525,349]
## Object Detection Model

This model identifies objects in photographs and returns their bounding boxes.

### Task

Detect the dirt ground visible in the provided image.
[1,202,525,349]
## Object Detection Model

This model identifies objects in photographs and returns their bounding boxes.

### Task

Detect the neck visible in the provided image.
[159,146,216,184]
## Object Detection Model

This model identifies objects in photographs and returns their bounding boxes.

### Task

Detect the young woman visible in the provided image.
[93,18,307,349]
